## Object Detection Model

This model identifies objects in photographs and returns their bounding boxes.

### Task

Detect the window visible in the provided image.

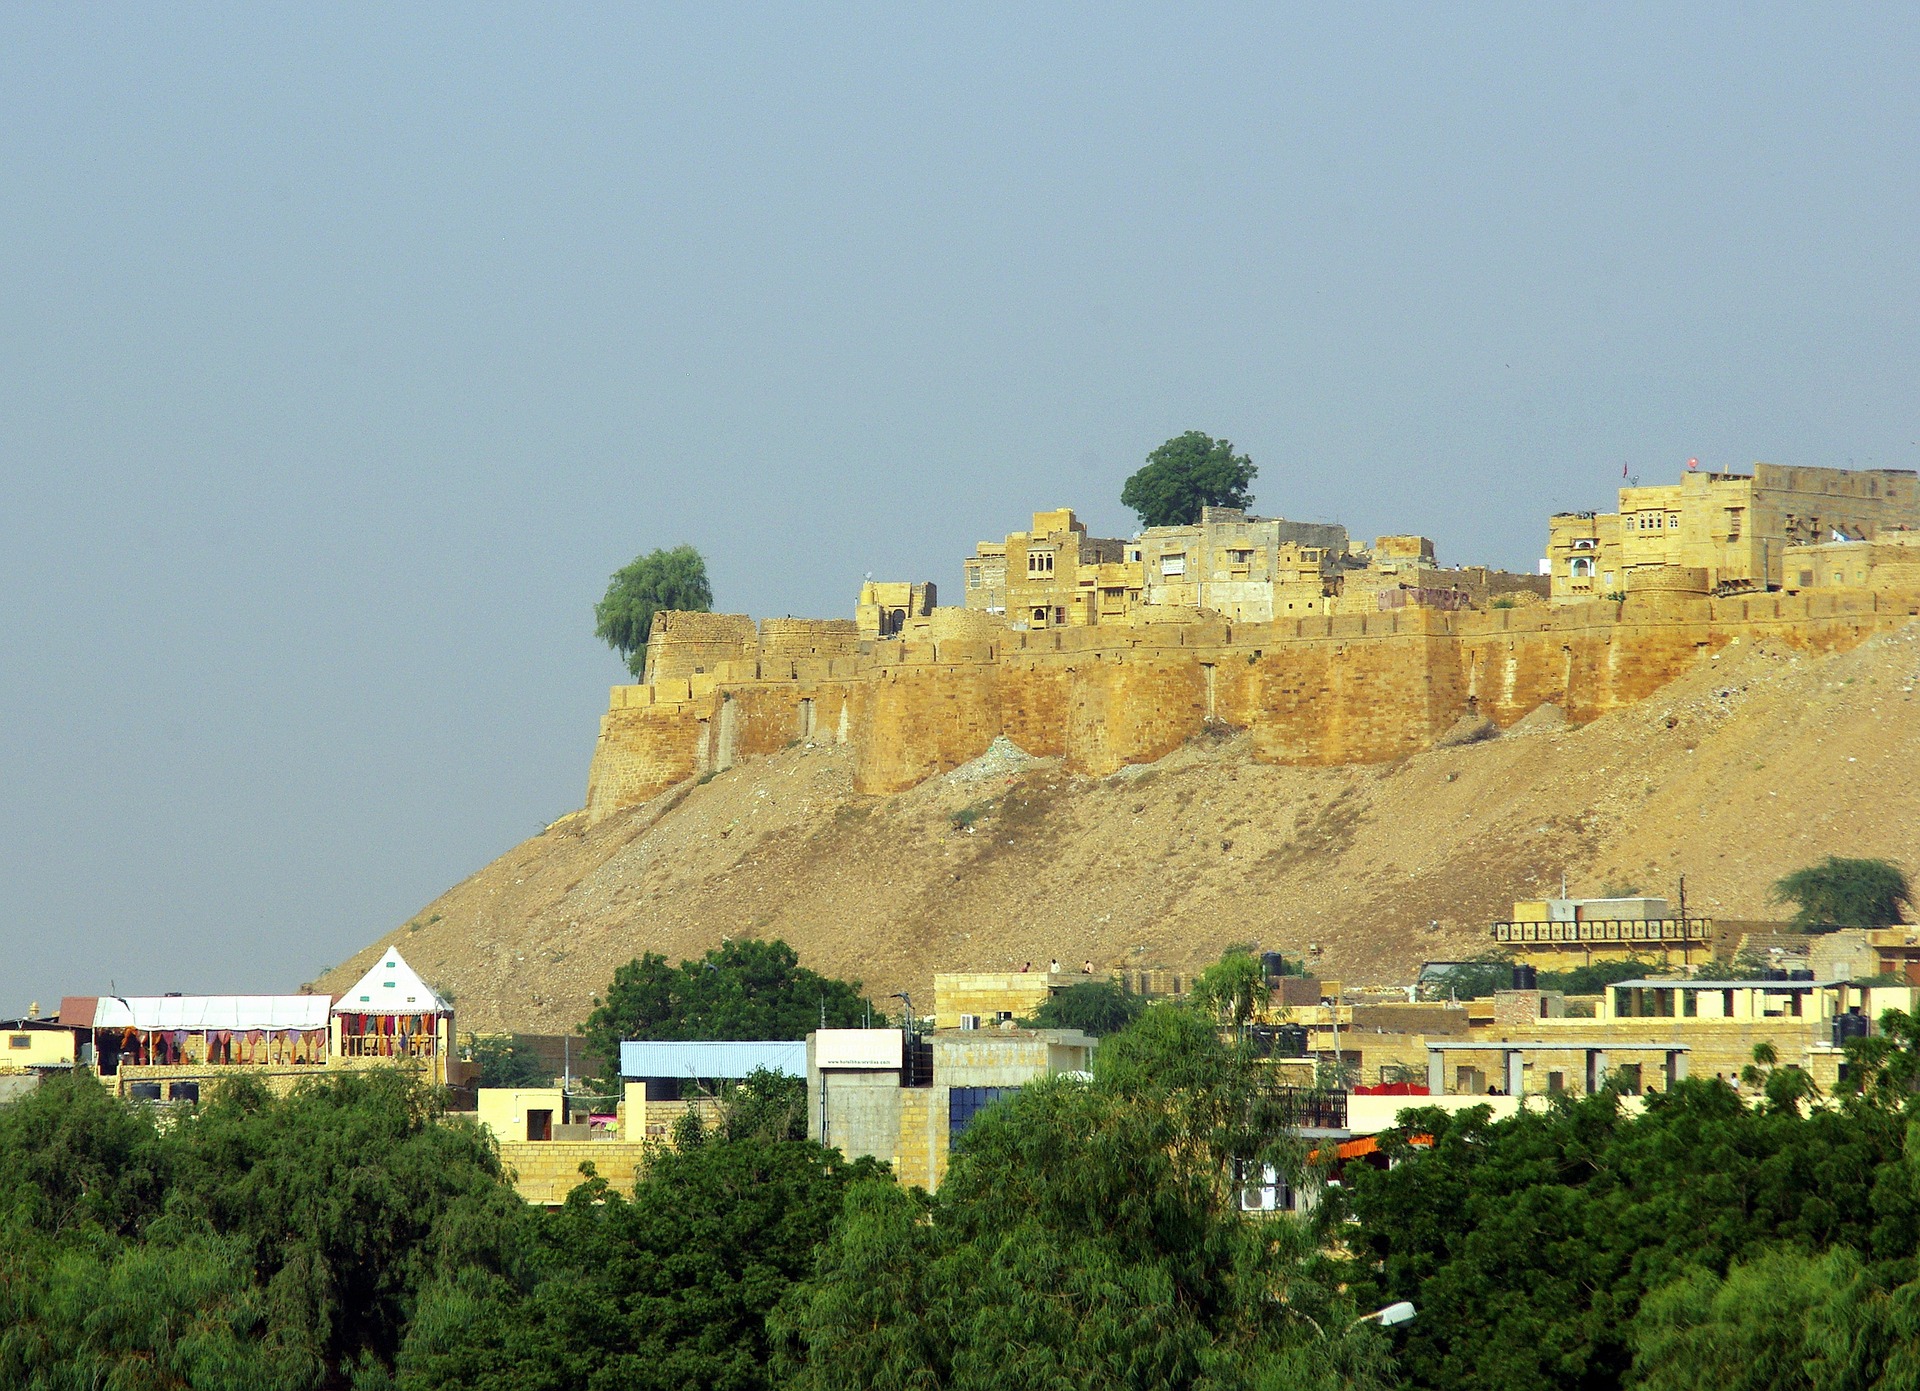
[1161,554,1185,576]
[949,1086,1018,1138]
[7,1035,30,1049]
[1026,551,1054,577]
[1570,558,1593,578]
[526,1109,553,1142]
[1572,538,1596,550]
[1226,548,1254,566]
[1667,514,1679,528]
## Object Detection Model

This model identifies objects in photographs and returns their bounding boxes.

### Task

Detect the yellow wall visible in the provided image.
[497,1140,650,1205]
[933,972,1059,1029]
[477,1087,565,1144]
[1,1027,74,1070]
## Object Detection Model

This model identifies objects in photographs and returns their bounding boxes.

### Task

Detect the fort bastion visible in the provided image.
[584,467,1920,822]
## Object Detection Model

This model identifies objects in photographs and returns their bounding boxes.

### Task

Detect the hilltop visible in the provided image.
[312,622,1920,1034]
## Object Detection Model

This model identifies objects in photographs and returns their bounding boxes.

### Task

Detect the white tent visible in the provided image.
[93,995,331,1032]
[334,949,450,1015]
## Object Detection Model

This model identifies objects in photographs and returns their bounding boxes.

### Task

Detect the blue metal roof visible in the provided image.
[619,1039,807,1080]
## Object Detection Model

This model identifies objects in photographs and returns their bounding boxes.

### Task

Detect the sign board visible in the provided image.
[814,1029,904,1070]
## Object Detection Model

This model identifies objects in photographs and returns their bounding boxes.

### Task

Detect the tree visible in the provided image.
[468,1034,552,1088]
[1120,431,1258,528]
[1025,979,1144,1036]
[1771,857,1911,933]
[399,1136,886,1391]
[580,940,884,1089]
[774,1006,1397,1391]
[1193,948,1269,1033]
[594,544,713,680]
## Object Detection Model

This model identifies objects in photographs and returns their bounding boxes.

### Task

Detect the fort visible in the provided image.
[584,463,1920,823]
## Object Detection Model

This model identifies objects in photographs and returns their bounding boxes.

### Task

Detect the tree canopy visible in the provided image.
[773,1004,1396,1391]
[594,544,713,680]
[581,939,883,1086]
[1120,431,1258,528]
[1771,856,1912,932]
[1024,978,1144,1036]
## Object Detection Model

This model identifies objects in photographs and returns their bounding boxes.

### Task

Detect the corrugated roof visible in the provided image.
[335,950,450,1015]
[619,1040,807,1079]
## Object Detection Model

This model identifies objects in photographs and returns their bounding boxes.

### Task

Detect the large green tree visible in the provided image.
[773,1005,1398,1391]
[398,1135,884,1391]
[581,939,883,1088]
[1026,979,1144,1036]
[0,1069,527,1390]
[1770,856,1912,933]
[1120,430,1258,528]
[594,544,713,680]
[1339,1070,1920,1391]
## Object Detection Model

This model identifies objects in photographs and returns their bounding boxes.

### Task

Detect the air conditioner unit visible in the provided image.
[1240,1184,1278,1212]
[960,1014,979,1030]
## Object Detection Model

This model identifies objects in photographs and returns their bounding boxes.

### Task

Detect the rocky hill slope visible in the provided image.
[313,623,1920,1034]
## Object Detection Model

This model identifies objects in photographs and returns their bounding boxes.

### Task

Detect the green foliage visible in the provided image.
[581,939,883,1088]
[1120,430,1258,528]
[775,1005,1396,1391]
[717,1066,811,1144]
[593,544,713,680]
[1416,950,1517,1001]
[1536,956,1670,996]
[1193,948,1269,1028]
[0,1070,526,1390]
[1771,856,1912,932]
[398,1136,885,1391]
[1340,1078,1920,1391]
[466,1035,551,1089]
[1025,978,1145,1036]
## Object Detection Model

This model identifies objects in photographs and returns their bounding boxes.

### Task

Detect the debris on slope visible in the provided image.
[313,621,1920,1034]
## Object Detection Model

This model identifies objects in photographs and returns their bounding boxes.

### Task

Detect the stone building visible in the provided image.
[1135,506,1351,622]
[1547,463,1920,603]
[1780,531,1920,594]
[962,508,1136,629]
[856,580,937,639]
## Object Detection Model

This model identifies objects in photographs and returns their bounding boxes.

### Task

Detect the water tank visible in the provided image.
[1511,964,1538,990]
[1261,951,1287,981]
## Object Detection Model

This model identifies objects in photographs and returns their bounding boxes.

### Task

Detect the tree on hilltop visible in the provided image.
[1771,856,1911,933]
[1120,431,1258,528]
[580,939,884,1089]
[594,544,713,680]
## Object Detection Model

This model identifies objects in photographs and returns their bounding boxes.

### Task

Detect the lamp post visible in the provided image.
[1353,1301,1417,1330]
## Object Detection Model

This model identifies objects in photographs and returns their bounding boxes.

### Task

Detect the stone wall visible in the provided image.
[584,587,1920,820]
[498,1140,650,1205]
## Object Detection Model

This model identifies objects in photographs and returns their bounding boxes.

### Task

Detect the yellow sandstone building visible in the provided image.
[1548,463,1920,602]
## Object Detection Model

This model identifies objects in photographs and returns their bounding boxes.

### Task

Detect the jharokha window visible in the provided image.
[1027,551,1055,577]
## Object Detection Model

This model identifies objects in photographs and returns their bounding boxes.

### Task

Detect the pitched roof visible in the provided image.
[335,949,450,1015]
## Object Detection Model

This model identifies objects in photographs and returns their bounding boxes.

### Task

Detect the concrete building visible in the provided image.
[1548,463,1920,602]
[808,1025,1095,1189]
[1807,928,1920,984]
[1489,896,1714,967]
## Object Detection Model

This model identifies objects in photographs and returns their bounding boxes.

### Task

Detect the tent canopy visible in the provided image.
[334,950,451,1015]
[92,996,332,1032]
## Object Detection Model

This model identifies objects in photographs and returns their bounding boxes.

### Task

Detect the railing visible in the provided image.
[1280,1087,1347,1130]
[335,1035,439,1059]
[1490,917,1712,947]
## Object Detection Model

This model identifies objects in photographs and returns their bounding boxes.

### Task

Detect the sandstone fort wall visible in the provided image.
[585,589,1920,821]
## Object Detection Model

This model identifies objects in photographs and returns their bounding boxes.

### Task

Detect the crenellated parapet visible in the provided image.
[584,589,1920,823]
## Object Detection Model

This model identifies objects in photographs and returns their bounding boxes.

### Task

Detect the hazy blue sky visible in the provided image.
[4,7,1917,1009]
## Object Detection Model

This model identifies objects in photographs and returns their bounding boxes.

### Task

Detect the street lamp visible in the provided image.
[1354,1301,1417,1330]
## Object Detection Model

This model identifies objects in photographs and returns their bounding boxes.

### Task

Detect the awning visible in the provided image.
[91,996,333,1032]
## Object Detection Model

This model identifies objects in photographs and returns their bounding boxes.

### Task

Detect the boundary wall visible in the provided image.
[584,589,1920,821]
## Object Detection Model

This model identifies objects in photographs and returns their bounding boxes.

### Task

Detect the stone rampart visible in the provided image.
[583,588,1920,820]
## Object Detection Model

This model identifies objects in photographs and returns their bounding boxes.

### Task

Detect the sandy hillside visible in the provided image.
[313,623,1920,1034]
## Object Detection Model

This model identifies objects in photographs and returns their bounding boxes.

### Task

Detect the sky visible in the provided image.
[3,6,1917,1010]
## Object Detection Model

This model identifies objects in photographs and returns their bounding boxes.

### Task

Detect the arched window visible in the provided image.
[1571,558,1594,578]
